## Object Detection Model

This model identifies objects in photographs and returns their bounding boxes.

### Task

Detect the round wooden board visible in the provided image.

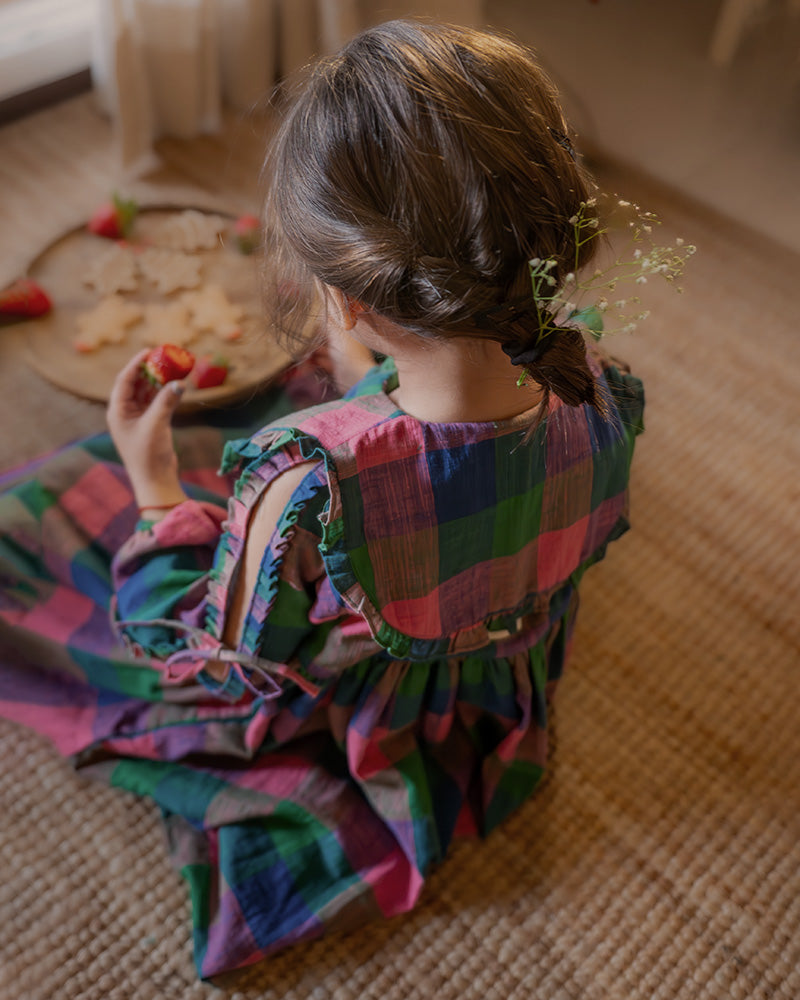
[24,206,291,411]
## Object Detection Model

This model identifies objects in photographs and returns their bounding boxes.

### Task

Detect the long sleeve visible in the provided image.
[111,499,228,657]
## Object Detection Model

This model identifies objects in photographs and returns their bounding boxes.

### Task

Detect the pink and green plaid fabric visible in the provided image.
[0,357,643,978]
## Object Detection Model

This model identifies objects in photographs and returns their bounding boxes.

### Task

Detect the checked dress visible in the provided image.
[0,356,643,977]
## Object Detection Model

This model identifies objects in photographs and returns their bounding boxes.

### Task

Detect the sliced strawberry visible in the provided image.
[140,345,195,386]
[88,193,139,240]
[234,213,261,255]
[192,354,230,389]
[0,278,52,321]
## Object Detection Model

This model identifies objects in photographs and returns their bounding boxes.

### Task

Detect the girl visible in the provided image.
[0,20,643,978]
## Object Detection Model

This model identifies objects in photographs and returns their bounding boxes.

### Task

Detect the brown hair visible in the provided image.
[263,19,603,411]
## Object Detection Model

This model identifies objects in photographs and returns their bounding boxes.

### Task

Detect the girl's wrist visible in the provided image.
[134,485,189,520]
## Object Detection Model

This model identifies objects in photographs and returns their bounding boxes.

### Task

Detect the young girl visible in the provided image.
[0,20,643,978]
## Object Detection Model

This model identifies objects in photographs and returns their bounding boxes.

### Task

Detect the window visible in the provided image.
[0,0,95,103]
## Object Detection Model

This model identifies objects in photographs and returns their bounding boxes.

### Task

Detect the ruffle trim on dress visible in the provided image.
[204,438,333,696]
[113,617,322,701]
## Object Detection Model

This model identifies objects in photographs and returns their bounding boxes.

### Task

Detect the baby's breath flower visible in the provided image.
[545,191,694,343]
[530,257,541,267]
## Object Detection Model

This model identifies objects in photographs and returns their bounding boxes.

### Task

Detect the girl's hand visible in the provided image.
[107,349,188,512]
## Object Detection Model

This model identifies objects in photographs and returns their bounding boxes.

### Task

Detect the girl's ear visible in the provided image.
[342,293,366,329]
[328,287,366,330]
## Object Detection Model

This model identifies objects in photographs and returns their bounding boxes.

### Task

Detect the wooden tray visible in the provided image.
[23,206,291,410]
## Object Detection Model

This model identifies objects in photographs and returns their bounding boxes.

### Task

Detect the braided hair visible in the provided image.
[263,19,603,413]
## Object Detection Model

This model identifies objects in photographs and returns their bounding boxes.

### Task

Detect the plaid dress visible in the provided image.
[0,357,643,978]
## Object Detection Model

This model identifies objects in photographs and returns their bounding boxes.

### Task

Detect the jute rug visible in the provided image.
[1,95,797,1000]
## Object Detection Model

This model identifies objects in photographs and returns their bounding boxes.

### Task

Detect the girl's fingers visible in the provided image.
[108,349,153,414]
[148,380,185,422]
[109,349,150,412]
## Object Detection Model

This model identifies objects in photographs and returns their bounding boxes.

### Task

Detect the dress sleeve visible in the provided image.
[110,498,228,658]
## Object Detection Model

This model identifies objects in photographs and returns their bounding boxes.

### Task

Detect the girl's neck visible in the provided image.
[386,334,543,424]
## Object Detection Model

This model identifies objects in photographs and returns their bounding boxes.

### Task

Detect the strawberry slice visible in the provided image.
[233,213,261,255]
[140,345,195,386]
[88,193,139,240]
[192,354,230,389]
[0,278,52,322]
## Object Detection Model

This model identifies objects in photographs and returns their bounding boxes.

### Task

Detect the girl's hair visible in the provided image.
[263,19,603,411]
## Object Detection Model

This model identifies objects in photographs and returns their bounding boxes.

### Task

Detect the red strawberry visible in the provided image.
[0,278,52,322]
[192,354,230,389]
[88,193,139,240]
[233,213,261,255]
[140,345,195,386]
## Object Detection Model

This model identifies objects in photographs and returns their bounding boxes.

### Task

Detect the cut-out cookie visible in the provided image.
[138,248,202,293]
[138,301,196,347]
[181,284,244,341]
[83,244,139,295]
[75,294,142,352]
[157,210,227,251]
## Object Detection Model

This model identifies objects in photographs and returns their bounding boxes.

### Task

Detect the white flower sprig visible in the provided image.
[529,194,696,342]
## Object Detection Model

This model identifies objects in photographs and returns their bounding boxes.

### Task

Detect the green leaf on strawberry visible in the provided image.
[233,214,261,255]
[88,192,139,240]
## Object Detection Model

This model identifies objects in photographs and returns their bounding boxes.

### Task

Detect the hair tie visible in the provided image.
[475,295,559,367]
[549,127,577,161]
[501,340,548,367]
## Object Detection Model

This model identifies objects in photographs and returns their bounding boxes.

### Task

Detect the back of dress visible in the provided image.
[219,357,643,664]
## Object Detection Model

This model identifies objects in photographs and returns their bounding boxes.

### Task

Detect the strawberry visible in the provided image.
[140,345,195,386]
[192,354,230,389]
[233,213,261,255]
[88,193,139,240]
[0,278,52,322]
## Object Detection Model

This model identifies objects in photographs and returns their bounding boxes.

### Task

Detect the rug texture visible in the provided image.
[0,95,797,1000]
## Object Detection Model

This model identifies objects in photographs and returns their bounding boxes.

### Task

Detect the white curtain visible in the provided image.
[92,0,483,170]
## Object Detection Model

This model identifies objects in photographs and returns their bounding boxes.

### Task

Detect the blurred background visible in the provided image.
[495,0,800,255]
[1,0,799,252]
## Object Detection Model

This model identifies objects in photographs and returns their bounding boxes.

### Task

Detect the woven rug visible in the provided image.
[1,96,798,1000]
